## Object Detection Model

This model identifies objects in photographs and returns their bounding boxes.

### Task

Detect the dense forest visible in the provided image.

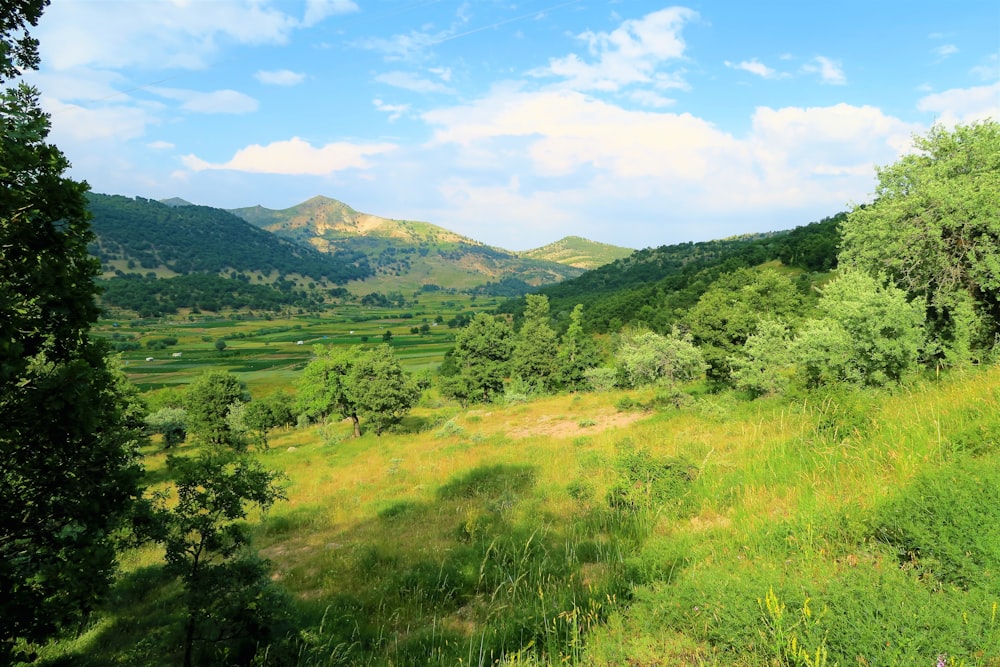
[87,193,372,284]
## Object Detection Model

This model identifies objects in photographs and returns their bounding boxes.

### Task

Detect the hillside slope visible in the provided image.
[230,196,585,293]
[520,235,634,269]
[88,193,371,285]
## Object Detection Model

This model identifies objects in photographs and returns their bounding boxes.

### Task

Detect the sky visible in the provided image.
[28,0,1000,250]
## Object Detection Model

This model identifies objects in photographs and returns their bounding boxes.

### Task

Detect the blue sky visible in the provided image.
[30,0,1000,250]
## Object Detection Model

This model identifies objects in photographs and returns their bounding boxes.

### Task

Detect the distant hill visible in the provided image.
[503,214,843,332]
[159,197,194,207]
[87,193,371,285]
[520,236,633,270]
[230,196,585,293]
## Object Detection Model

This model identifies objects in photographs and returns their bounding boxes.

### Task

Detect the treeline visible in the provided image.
[512,214,842,332]
[87,193,372,284]
[98,273,326,316]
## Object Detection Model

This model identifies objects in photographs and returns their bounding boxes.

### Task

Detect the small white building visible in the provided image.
[145,357,154,362]
[296,340,304,345]
[171,352,182,358]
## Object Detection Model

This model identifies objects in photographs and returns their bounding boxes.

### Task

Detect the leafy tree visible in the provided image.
[510,294,559,392]
[839,121,1000,361]
[152,450,287,667]
[295,344,360,434]
[615,329,706,388]
[1,2,145,656]
[440,313,514,405]
[796,271,925,387]
[555,304,601,390]
[215,338,226,353]
[184,371,248,448]
[146,406,188,449]
[350,345,420,436]
[683,268,805,382]
[730,319,796,397]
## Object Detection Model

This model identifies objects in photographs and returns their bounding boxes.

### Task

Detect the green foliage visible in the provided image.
[184,370,249,448]
[840,121,1000,361]
[440,312,514,405]
[555,304,601,391]
[1,3,146,656]
[296,344,419,437]
[349,344,420,435]
[145,406,187,449]
[684,268,805,382]
[797,271,925,387]
[607,448,698,516]
[730,319,796,397]
[615,328,706,389]
[153,450,288,667]
[510,295,559,392]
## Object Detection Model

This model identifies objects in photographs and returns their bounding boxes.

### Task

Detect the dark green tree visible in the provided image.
[555,304,601,390]
[683,268,805,382]
[350,344,420,436]
[510,294,559,392]
[441,313,514,405]
[295,344,360,435]
[1,1,145,656]
[146,406,188,449]
[184,370,248,448]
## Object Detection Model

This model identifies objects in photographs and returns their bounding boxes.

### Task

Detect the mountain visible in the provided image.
[520,236,634,270]
[159,197,194,207]
[87,193,371,285]
[229,196,585,293]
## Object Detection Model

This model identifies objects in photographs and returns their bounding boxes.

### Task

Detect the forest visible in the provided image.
[3,2,1000,666]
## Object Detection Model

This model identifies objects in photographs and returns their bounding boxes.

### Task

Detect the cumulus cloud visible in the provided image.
[148,140,175,150]
[725,58,784,79]
[41,97,156,143]
[181,137,397,175]
[803,56,846,85]
[917,81,1000,124]
[529,7,697,91]
[255,69,306,86]
[932,44,958,58]
[149,87,259,114]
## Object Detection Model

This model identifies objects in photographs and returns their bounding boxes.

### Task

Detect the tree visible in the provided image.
[153,450,287,667]
[555,304,601,390]
[730,319,796,397]
[615,328,706,388]
[146,406,188,449]
[440,313,514,405]
[215,338,227,353]
[350,345,420,436]
[839,121,1000,362]
[510,294,559,392]
[184,371,248,448]
[295,344,360,435]
[683,268,805,382]
[1,1,145,656]
[796,270,924,387]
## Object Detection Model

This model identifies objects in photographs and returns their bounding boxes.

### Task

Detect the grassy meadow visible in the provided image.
[30,341,1000,665]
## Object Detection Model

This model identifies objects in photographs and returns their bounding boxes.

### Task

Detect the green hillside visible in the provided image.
[88,193,371,284]
[520,235,634,269]
[230,196,586,294]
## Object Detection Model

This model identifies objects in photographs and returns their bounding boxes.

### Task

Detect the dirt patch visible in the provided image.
[507,409,646,440]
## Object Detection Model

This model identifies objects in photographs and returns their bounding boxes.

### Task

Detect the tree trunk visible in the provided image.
[351,414,361,438]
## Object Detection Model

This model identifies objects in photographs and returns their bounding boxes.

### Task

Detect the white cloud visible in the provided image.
[255,69,306,86]
[629,90,675,108]
[182,137,397,175]
[917,81,1000,125]
[725,58,784,79]
[932,44,958,58]
[148,140,175,150]
[302,0,359,27]
[375,71,455,94]
[41,97,156,144]
[37,0,300,71]
[150,87,259,114]
[803,56,846,85]
[529,7,697,91]
[970,52,1000,81]
[429,67,453,82]
[373,98,410,121]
